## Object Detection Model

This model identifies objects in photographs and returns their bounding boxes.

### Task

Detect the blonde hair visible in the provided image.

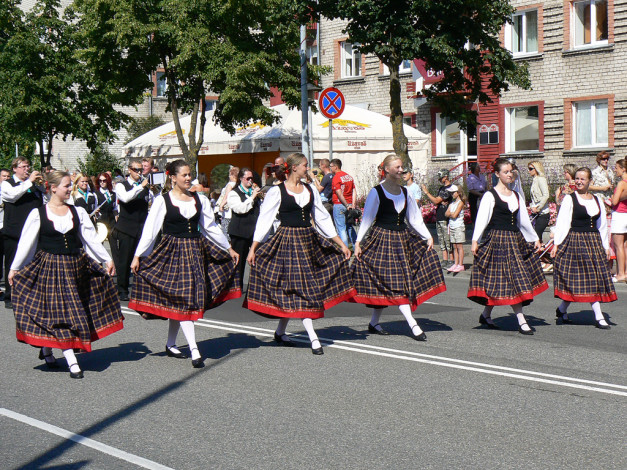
[71,172,90,198]
[528,160,545,177]
[378,154,403,180]
[46,170,70,188]
[275,153,307,181]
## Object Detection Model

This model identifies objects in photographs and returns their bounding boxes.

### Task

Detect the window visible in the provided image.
[156,71,167,97]
[435,114,476,159]
[573,0,608,47]
[306,45,318,66]
[340,42,361,78]
[382,60,412,75]
[204,99,217,111]
[510,10,538,55]
[573,100,608,147]
[505,106,540,152]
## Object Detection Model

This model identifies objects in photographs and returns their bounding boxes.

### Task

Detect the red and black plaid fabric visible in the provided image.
[129,234,241,321]
[468,229,548,306]
[554,231,617,303]
[13,251,123,352]
[243,226,356,318]
[350,226,446,310]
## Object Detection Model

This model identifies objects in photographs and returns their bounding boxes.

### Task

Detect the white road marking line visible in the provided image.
[0,408,174,470]
[121,308,627,397]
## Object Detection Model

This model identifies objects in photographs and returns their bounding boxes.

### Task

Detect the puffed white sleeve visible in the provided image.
[134,195,167,257]
[76,207,111,263]
[472,191,495,242]
[253,186,281,243]
[311,184,338,239]
[10,209,41,270]
[356,188,379,242]
[517,196,540,242]
[406,193,432,240]
[199,195,230,251]
[1,179,33,203]
[596,195,609,250]
[552,194,573,247]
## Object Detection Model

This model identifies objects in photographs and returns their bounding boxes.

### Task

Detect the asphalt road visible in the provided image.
[1,273,625,470]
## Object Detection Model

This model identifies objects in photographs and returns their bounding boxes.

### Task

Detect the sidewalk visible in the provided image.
[426,224,475,277]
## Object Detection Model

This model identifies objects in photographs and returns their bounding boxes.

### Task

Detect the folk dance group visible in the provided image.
[8,155,618,378]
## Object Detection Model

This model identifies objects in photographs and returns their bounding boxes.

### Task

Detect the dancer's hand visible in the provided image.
[354,242,362,260]
[130,256,140,274]
[427,238,434,250]
[105,260,115,276]
[247,250,256,267]
[471,240,478,256]
[606,249,610,260]
[229,248,239,264]
[534,240,542,252]
[7,269,16,286]
[341,243,351,260]
[550,244,558,258]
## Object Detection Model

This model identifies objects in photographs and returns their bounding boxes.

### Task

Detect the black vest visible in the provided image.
[570,194,601,233]
[114,180,149,237]
[37,205,83,255]
[373,185,407,231]
[3,178,43,239]
[74,192,97,214]
[278,183,313,227]
[486,189,520,232]
[95,189,116,229]
[162,192,202,238]
[228,186,260,239]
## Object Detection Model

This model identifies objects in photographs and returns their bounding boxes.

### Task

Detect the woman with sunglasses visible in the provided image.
[528,161,550,241]
[551,167,616,328]
[130,159,240,368]
[95,173,117,233]
[590,152,615,200]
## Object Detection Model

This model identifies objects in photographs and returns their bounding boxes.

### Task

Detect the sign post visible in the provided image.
[319,87,345,161]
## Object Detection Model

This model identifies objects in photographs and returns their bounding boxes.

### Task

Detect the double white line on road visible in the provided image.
[122,308,627,397]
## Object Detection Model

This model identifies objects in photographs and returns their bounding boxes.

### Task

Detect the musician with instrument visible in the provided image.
[110,161,151,301]
[1,157,44,309]
[93,172,118,244]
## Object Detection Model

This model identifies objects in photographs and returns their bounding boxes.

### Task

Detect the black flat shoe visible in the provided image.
[518,323,534,335]
[190,348,204,368]
[165,345,188,359]
[68,364,84,379]
[118,293,129,301]
[38,348,60,369]
[368,323,390,335]
[410,330,427,341]
[4,300,13,309]
[555,308,572,324]
[595,319,611,330]
[274,332,295,346]
[311,346,324,355]
[479,314,500,329]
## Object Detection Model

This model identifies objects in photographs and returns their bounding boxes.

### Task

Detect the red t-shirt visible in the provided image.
[332,171,355,205]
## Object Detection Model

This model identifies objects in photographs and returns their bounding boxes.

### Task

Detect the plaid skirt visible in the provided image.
[553,231,617,303]
[13,251,123,352]
[243,226,356,318]
[468,229,548,306]
[350,227,447,311]
[129,235,241,321]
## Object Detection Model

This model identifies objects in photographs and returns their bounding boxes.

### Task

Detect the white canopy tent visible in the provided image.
[123,104,429,182]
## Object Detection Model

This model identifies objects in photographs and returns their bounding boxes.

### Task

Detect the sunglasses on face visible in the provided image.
[600,158,609,161]
[528,167,535,171]
[129,167,141,172]
[244,176,253,181]
[99,179,107,182]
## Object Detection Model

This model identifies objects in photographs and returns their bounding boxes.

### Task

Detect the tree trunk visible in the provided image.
[389,65,411,168]
[38,139,46,168]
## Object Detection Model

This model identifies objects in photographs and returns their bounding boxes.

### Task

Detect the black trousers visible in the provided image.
[110,228,140,296]
[3,235,18,301]
[229,235,252,290]
[534,213,550,243]
[469,194,480,226]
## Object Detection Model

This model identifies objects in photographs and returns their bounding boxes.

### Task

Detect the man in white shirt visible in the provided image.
[403,169,422,206]
[0,168,12,301]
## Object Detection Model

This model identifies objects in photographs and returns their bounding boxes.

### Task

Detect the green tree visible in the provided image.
[124,116,166,144]
[310,0,530,165]
[74,0,318,175]
[77,144,124,176]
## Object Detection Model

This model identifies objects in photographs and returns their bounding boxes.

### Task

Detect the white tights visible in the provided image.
[62,349,81,373]
[370,305,423,336]
[482,303,531,332]
[275,318,321,349]
[558,300,607,325]
[167,320,200,360]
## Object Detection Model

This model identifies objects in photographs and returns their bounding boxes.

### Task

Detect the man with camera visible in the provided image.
[310,158,334,214]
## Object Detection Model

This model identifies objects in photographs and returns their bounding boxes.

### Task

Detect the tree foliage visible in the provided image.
[124,116,166,144]
[74,0,319,174]
[308,0,530,165]
[77,143,123,176]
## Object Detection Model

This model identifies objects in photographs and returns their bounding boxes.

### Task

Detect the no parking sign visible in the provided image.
[319,87,345,120]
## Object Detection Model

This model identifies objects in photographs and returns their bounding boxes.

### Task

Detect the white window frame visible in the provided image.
[572,99,608,148]
[306,45,318,66]
[435,113,476,162]
[504,9,539,56]
[504,106,540,153]
[340,41,362,78]
[572,0,608,48]
[156,71,167,97]
[382,59,412,75]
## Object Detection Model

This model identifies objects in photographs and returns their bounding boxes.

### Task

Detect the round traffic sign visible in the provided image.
[318,87,345,120]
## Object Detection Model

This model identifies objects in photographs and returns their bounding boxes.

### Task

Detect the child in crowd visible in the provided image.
[445,185,466,272]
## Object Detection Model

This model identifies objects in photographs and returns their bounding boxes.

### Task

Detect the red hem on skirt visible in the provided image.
[15,319,124,352]
[243,298,325,319]
[350,283,447,312]
[211,288,242,306]
[554,289,617,303]
[128,300,205,322]
[468,282,548,306]
[323,288,357,310]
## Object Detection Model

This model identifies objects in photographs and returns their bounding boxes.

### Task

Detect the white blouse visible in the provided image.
[356,185,432,242]
[135,192,230,257]
[252,184,337,243]
[472,190,538,243]
[552,193,608,250]
[11,205,111,270]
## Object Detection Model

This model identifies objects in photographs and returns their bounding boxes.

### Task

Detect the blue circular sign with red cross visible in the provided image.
[319,87,345,119]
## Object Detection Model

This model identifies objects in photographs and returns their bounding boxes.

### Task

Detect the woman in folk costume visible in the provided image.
[468,158,548,335]
[551,167,616,329]
[244,153,354,355]
[8,171,123,379]
[351,155,446,341]
[71,172,97,214]
[129,159,241,368]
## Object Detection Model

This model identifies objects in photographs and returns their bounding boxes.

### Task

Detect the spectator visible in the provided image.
[217,166,239,238]
[445,185,466,272]
[421,169,453,269]
[141,157,154,178]
[590,151,615,201]
[466,162,486,225]
[610,158,627,282]
[403,168,422,206]
[310,158,334,213]
[555,163,578,206]
[330,158,357,247]
[528,160,550,241]
[113,168,125,184]
[0,168,11,300]
[190,172,210,195]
